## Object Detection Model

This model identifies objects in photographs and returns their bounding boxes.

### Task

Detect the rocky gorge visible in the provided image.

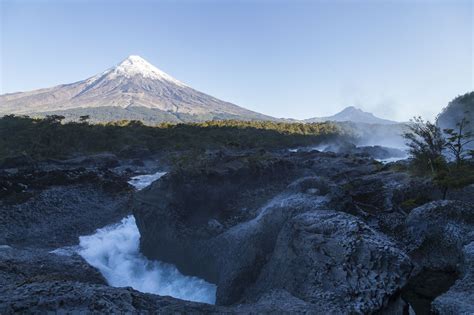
[1,147,473,314]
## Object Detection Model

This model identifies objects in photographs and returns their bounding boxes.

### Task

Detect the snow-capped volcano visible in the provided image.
[96,55,185,85]
[0,55,272,123]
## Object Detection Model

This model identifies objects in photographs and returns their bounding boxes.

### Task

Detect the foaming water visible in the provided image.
[78,216,216,304]
[128,171,167,190]
[375,156,407,164]
[73,170,217,304]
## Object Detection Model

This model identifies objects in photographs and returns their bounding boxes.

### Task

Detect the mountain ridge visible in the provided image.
[305,106,398,125]
[1,56,402,125]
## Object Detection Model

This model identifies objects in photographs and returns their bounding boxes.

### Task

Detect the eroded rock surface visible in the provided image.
[404,200,474,313]
[245,210,412,313]
[133,151,418,311]
[432,241,474,314]
[2,150,474,313]
[0,164,132,248]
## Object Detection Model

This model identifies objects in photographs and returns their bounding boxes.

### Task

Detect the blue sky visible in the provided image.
[1,0,472,120]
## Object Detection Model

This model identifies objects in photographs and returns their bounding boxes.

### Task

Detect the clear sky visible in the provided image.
[1,0,472,121]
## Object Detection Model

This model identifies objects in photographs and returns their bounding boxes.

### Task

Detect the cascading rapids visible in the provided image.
[76,171,217,304]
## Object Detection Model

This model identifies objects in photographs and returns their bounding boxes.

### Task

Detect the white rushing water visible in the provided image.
[127,171,168,190]
[75,170,217,304]
[375,156,407,164]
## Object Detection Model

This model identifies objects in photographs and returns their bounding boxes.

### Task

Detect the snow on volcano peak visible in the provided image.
[103,55,185,86]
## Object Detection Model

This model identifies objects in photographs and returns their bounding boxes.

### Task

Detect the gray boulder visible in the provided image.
[406,200,474,271]
[0,184,130,248]
[245,210,413,313]
[432,241,474,314]
[0,246,105,287]
[405,200,474,313]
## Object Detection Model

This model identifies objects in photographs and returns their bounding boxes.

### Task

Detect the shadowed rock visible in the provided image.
[244,210,413,313]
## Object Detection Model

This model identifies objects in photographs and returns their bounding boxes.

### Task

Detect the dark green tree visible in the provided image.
[44,115,65,124]
[443,113,473,166]
[79,115,90,123]
[403,116,445,174]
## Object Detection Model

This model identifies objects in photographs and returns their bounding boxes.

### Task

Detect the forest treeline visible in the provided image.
[0,115,349,161]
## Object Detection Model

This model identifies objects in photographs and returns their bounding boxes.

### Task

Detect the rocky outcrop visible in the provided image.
[406,200,474,271]
[0,280,330,314]
[0,184,131,248]
[133,153,316,305]
[345,170,441,214]
[133,151,416,311]
[404,200,474,313]
[320,143,406,160]
[447,183,474,204]
[134,151,366,303]
[432,242,474,314]
[3,148,473,313]
[0,245,325,314]
[0,155,142,248]
[0,246,105,287]
[0,280,221,314]
[244,210,412,313]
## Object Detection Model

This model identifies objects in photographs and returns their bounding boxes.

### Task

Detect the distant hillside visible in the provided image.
[437,91,474,134]
[305,106,398,125]
[28,106,267,125]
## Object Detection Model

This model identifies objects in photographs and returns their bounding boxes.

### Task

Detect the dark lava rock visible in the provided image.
[134,151,416,311]
[5,148,472,313]
[0,281,221,314]
[0,165,131,202]
[346,171,440,214]
[404,200,474,313]
[340,170,442,247]
[244,210,413,313]
[0,246,105,286]
[135,183,320,304]
[134,152,354,305]
[0,158,132,248]
[0,184,131,248]
[432,241,474,314]
[0,154,36,169]
[406,200,474,271]
[447,183,474,204]
[0,280,327,314]
[0,244,335,314]
[118,145,152,159]
[48,153,120,169]
[318,143,406,160]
